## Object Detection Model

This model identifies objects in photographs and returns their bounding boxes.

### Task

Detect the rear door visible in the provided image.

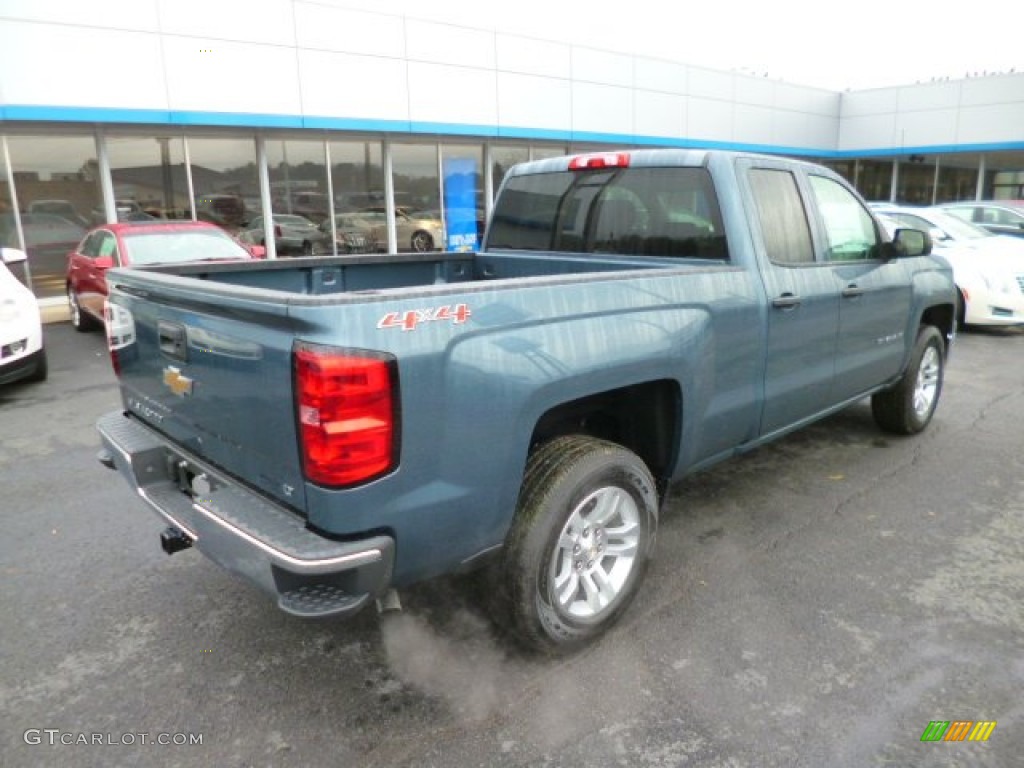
[744,163,840,435]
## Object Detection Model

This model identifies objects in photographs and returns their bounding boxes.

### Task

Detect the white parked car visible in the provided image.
[877,207,1024,328]
[0,248,47,385]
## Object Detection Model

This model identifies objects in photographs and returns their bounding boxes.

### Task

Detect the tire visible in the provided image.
[496,435,659,655]
[67,287,97,332]
[871,325,945,435]
[301,240,314,256]
[27,348,48,383]
[410,231,433,252]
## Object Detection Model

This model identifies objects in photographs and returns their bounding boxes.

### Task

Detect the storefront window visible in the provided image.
[491,144,530,199]
[440,143,483,252]
[0,139,29,289]
[265,139,329,256]
[2,135,100,299]
[107,135,189,221]
[854,160,895,204]
[895,156,935,205]
[530,143,569,162]
[935,161,979,203]
[984,152,1024,199]
[186,136,259,235]
[391,144,442,252]
[329,140,384,253]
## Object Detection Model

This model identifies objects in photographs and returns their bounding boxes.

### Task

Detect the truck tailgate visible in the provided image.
[107,272,309,512]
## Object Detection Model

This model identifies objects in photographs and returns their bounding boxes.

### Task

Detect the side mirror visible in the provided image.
[889,228,932,258]
[0,247,28,265]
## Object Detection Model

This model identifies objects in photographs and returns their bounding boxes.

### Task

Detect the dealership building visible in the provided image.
[2,1,1023,308]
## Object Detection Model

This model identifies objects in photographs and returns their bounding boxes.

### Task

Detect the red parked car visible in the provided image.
[65,220,264,332]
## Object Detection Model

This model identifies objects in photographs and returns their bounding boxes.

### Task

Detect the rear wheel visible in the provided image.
[496,435,659,655]
[871,325,945,434]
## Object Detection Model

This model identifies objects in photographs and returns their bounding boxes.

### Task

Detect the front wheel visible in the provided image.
[871,325,945,434]
[497,436,659,655]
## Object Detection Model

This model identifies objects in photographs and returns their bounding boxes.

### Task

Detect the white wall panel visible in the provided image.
[0,23,168,110]
[571,48,633,88]
[894,109,960,147]
[0,0,159,31]
[163,37,301,115]
[405,20,495,69]
[897,81,961,112]
[840,88,900,118]
[0,1,1018,157]
[734,77,776,109]
[293,4,405,58]
[959,74,1024,107]
[496,72,571,131]
[495,35,571,79]
[157,0,295,47]
[407,63,497,127]
[773,111,838,150]
[298,50,409,122]
[733,104,775,145]
[957,103,1024,143]
[839,114,899,151]
[687,97,733,141]
[634,57,688,95]
[572,83,633,135]
[634,91,684,139]
[775,82,839,116]
[689,67,733,101]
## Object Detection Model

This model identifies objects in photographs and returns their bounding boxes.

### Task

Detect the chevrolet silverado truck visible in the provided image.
[96,149,955,654]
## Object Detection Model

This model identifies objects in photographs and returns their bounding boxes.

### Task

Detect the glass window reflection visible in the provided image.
[2,135,99,299]
[107,135,189,222]
[391,143,443,252]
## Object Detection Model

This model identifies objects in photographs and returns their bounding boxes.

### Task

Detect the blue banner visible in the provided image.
[442,157,479,252]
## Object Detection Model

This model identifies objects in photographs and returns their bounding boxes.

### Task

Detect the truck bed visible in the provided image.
[125,250,709,297]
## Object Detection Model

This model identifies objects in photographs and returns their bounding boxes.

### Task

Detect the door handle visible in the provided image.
[842,284,865,298]
[771,293,801,309]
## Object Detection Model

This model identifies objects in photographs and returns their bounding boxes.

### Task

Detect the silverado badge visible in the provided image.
[163,366,194,397]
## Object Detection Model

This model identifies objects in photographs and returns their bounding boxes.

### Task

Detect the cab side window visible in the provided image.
[808,176,880,261]
[748,168,814,265]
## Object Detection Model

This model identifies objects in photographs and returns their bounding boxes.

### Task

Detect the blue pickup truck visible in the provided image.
[97,149,955,654]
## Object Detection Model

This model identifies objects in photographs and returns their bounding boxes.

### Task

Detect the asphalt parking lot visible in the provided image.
[2,321,1022,768]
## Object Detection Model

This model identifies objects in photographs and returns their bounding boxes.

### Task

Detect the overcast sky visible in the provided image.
[340,0,1021,91]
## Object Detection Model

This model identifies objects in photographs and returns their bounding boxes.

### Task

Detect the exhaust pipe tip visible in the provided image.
[375,588,402,615]
[160,526,193,555]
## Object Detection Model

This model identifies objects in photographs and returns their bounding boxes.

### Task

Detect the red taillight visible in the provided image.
[568,152,631,171]
[104,300,136,378]
[274,225,283,238]
[293,342,398,487]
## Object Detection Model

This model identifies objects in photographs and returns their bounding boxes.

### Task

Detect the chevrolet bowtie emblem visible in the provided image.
[163,366,194,397]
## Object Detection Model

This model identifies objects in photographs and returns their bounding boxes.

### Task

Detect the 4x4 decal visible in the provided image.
[377,304,471,331]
